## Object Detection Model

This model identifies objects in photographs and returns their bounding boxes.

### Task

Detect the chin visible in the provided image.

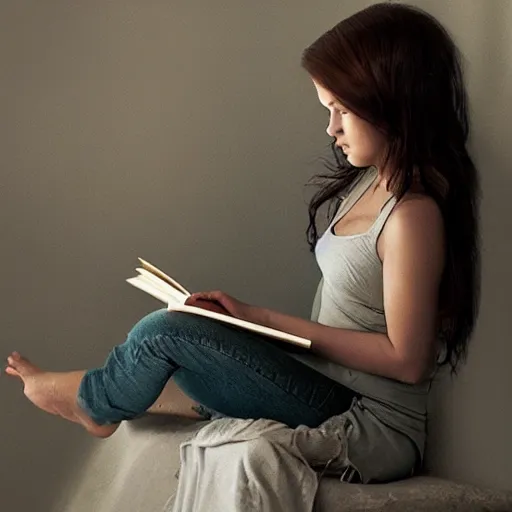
[345,154,360,166]
[346,155,371,168]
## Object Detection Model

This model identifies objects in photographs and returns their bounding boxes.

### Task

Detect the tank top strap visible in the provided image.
[371,194,398,239]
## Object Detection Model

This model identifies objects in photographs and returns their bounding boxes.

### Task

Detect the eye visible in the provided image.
[331,106,348,116]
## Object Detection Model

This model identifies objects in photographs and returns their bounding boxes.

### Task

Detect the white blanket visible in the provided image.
[169,415,355,512]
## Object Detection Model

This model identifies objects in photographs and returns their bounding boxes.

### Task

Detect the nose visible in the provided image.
[326,111,341,138]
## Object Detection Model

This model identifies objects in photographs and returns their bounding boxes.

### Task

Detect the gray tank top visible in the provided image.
[292,167,433,482]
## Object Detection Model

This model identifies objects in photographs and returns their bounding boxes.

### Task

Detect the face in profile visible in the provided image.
[313,80,388,170]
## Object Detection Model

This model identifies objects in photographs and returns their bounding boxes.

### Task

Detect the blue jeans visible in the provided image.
[77,309,357,428]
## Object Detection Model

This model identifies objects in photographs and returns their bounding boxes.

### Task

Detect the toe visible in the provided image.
[5,366,21,379]
[6,353,40,376]
[7,355,19,368]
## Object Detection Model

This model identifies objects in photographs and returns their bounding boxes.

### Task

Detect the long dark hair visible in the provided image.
[302,2,480,374]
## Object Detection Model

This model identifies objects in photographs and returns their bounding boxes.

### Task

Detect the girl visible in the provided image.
[6,2,479,483]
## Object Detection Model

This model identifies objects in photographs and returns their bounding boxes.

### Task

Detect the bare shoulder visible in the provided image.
[392,192,444,231]
[380,192,445,262]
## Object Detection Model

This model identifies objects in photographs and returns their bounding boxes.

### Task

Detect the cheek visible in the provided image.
[357,125,386,155]
[347,125,386,166]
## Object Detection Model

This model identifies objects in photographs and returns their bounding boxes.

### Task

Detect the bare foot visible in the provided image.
[5,352,118,438]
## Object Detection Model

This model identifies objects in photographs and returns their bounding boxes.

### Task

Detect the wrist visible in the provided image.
[310,338,322,354]
[248,305,270,326]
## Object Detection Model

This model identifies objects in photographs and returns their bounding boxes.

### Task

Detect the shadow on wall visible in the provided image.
[425,0,512,491]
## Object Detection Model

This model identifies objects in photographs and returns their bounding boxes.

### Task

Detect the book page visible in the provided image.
[127,277,173,304]
[135,268,187,305]
[138,258,190,296]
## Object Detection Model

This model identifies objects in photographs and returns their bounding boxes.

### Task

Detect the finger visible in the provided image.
[191,291,223,301]
[184,296,196,306]
[190,291,212,299]
[207,292,229,308]
[191,299,230,315]
[187,293,215,307]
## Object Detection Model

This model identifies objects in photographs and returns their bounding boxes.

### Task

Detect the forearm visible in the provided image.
[254,306,413,383]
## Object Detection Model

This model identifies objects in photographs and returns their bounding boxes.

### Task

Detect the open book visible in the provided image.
[126,258,311,350]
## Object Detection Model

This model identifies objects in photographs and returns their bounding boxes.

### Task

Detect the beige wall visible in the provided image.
[410,0,512,491]
[1,1,510,510]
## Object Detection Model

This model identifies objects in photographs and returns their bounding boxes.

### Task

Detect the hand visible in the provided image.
[185,291,256,322]
[184,296,232,316]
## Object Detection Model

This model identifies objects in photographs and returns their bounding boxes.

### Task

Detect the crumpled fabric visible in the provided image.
[168,413,356,512]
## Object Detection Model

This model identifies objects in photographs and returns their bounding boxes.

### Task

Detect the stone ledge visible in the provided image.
[316,475,512,511]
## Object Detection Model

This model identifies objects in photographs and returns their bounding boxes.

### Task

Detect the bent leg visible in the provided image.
[78,309,356,428]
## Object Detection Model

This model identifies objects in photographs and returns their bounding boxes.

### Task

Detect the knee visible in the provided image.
[127,309,204,345]
[129,309,170,340]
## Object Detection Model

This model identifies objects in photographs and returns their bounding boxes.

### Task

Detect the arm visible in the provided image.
[253,196,445,384]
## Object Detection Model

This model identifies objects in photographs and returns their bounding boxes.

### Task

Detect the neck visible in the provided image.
[375,165,424,194]
[374,166,391,190]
